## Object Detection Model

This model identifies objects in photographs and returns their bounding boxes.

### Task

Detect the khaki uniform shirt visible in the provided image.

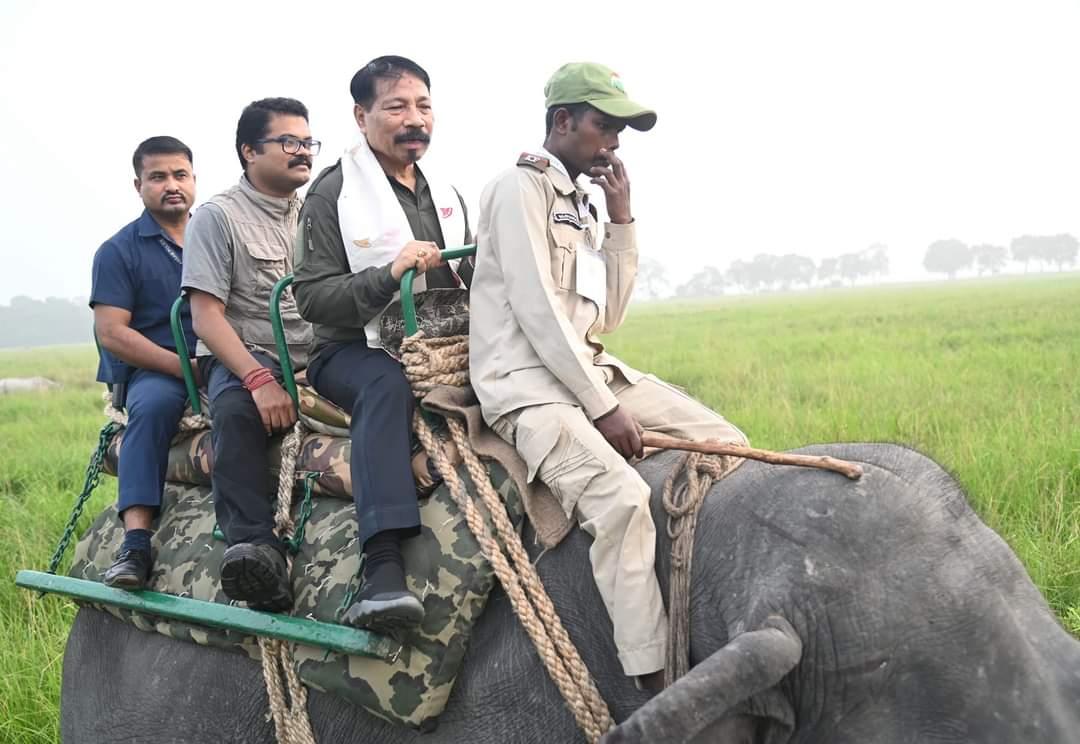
[469,150,644,424]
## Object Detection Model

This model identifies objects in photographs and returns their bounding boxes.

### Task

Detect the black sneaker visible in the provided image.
[103,548,152,590]
[219,543,293,612]
[342,585,425,633]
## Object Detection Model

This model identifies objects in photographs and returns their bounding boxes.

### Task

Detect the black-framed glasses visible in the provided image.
[254,135,322,155]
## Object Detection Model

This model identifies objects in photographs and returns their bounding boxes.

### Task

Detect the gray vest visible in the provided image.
[206,177,312,365]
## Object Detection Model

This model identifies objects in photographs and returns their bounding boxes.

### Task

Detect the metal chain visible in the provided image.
[284,472,319,554]
[336,556,364,622]
[46,421,121,575]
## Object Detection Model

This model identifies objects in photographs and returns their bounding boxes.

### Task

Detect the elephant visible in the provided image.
[60,443,1080,743]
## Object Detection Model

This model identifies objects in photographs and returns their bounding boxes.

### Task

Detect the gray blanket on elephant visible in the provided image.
[73,433,524,730]
[421,384,572,547]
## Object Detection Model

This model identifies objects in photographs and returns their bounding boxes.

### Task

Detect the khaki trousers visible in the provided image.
[492,373,747,676]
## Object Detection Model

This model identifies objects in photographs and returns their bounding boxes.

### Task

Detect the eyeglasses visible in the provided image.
[254,135,322,155]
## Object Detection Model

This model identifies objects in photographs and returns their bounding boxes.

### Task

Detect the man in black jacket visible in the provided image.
[293,56,472,632]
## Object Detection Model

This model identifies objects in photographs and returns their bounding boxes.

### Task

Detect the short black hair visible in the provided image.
[235,97,309,170]
[545,102,591,135]
[350,56,431,110]
[132,136,192,177]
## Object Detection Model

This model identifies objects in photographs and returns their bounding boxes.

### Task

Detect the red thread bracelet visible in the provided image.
[242,367,275,392]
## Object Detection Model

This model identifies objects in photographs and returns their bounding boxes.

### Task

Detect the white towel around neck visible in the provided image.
[337,135,466,349]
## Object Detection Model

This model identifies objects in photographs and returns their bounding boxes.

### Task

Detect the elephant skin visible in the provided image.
[61,444,1080,743]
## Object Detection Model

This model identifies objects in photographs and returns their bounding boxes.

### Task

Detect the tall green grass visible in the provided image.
[0,348,118,743]
[0,276,1077,742]
[608,275,1079,621]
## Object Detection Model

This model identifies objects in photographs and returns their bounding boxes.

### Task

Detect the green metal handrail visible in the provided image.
[270,275,299,409]
[169,294,201,415]
[401,245,476,335]
[16,570,397,659]
[91,327,116,404]
[268,244,477,403]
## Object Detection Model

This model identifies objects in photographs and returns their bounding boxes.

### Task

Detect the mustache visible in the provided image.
[161,192,186,203]
[394,130,430,145]
[288,155,312,168]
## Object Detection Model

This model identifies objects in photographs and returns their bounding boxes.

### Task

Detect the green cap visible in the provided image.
[544,63,657,132]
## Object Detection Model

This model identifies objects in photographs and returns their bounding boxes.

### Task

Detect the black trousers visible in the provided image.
[307,341,420,546]
[201,351,283,550]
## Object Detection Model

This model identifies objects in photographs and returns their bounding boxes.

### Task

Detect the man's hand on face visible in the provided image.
[251,380,297,434]
[588,148,632,224]
[594,405,644,459]
[390,241,444,281]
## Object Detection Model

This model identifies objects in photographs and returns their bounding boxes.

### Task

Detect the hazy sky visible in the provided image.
[1,0,1078,303]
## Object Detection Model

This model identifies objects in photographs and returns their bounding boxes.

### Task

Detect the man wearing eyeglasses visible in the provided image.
[292,56,472,631]
[181,97,316,612]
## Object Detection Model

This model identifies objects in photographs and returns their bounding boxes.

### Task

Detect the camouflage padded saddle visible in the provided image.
[72,421,524,730]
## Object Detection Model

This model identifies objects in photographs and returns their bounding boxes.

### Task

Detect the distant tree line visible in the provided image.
[636,244,891,300]
[3,233,1078,346]
[633,232,1080,301]
[0,296,93,349]
[923,234,1078,280]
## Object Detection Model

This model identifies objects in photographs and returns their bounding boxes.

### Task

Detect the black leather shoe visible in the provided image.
[342,585,425,633]
[219,543,293,612]
[102,548,152,590]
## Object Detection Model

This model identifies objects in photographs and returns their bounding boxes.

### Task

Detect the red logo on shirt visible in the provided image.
[440,207,454,219]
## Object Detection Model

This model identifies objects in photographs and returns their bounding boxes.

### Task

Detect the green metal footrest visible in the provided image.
[16,570,397,660]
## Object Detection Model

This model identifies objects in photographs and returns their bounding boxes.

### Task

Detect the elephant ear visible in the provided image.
[602,616,802,744]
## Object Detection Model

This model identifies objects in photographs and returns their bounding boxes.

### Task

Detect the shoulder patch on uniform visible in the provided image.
[517,152,550,170]
[553,212,585,229]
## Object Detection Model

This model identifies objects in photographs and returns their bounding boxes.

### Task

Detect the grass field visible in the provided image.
[1,275,1078,742]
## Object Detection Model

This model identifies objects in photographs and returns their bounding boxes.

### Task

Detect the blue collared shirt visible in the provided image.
[89,210,195,384]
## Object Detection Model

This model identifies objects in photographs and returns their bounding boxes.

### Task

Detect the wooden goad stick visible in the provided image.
[640,432,864,480]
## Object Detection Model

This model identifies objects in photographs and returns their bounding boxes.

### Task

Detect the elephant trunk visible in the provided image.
[601,616,802,744]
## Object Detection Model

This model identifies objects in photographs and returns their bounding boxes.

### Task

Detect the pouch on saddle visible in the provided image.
[379,287,469,361]
[72,396,525,730]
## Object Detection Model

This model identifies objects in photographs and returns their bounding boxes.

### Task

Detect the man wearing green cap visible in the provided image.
[469,63,748,688]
